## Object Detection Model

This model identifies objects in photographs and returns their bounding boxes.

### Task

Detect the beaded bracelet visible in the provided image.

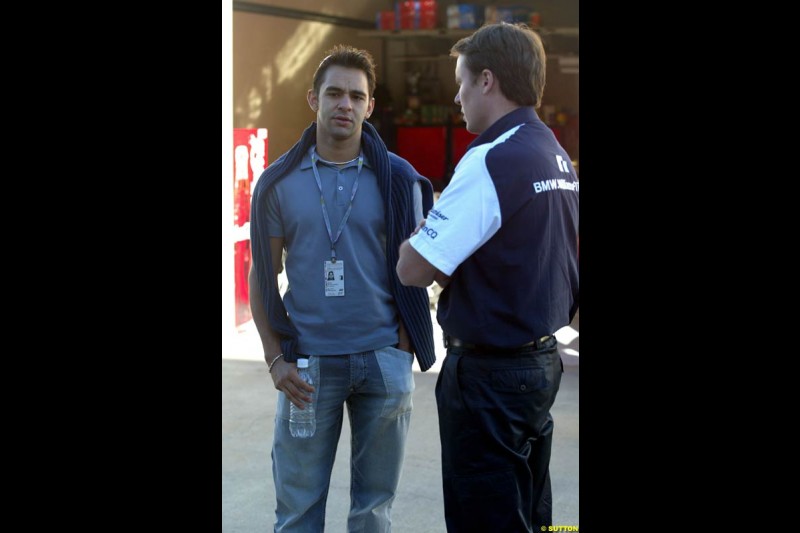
[267,353,284,373]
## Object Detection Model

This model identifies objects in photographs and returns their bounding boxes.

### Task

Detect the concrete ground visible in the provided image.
[222,310,579,532]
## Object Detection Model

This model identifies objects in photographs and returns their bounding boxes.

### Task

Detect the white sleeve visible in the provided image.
[408,150,501,276]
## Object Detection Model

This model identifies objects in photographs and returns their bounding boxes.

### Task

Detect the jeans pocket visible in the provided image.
[375,346,415,418]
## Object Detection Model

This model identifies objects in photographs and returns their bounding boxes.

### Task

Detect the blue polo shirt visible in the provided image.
[409,107,579,346]
[265,146,397,355]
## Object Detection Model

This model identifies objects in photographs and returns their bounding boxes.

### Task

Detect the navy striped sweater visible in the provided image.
[249,121,437,371]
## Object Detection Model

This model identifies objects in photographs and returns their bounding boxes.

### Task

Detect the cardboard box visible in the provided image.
[447,4,483,29]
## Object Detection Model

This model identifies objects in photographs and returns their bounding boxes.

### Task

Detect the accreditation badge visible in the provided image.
[324,260,345,296]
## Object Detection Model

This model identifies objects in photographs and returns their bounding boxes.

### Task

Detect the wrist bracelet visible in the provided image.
[267,353,284,373]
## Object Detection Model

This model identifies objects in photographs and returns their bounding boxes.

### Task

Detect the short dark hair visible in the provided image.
[451,23,546,108]
[312,45,377,97]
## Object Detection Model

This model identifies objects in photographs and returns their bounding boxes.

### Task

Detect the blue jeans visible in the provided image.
[271,346,415,532]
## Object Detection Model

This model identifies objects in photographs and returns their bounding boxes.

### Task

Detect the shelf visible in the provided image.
[359,28,474,39]
[359,27,577,40]
[392,55,451,62]
[544,27,579,37]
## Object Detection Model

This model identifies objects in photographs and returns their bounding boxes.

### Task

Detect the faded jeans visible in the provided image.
[272,346,415,532]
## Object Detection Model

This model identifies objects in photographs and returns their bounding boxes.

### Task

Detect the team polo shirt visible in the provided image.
[409,107,579,347]
[265,146,398,355]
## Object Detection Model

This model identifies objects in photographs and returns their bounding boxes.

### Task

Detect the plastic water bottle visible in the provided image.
[289,358,316,438]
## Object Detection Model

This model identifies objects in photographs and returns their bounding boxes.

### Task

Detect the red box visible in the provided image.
[420,0,437,28]
[396,126,447,180]
[377,10,396,30]
[419,9,437,29]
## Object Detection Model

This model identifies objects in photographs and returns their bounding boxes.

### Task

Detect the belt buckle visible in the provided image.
[535,335,552,349]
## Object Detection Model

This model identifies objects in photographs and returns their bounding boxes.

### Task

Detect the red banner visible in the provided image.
[233,128,268,327]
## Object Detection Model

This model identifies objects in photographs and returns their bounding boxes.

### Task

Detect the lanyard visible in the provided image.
[310,146,362,262]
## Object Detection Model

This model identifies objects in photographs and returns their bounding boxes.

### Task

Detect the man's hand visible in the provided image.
[270,358,316,409]
[397,224,442,287]
[397,321,412,353]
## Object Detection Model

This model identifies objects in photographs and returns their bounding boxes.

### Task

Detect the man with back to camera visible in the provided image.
[396,23,579,532]
[249,45,436,531]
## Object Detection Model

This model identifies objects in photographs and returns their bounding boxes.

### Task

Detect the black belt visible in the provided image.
[444,334,554,353]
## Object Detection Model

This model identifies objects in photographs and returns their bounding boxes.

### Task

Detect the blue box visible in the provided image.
[447,4,484,29]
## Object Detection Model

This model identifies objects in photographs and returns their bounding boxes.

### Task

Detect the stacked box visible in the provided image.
[395,1,438,30]
[447,4,484,29]
[376,10,397,30]
[485,4,534,25]
[420,0,437,29]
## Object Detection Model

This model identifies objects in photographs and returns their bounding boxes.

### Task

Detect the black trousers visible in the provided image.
[435,337,563,532]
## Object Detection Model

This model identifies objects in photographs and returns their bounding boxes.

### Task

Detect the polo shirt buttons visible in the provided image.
[520,384,527,391]
[338,186,343,191]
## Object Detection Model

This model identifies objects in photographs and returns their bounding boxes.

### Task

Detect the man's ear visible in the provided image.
[307,89,318,112]
[481,70,494,95]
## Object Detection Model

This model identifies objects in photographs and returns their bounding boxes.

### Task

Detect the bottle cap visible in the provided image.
[297,358,309,368]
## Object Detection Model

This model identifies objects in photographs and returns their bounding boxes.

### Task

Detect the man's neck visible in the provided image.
[314,137,362,164]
